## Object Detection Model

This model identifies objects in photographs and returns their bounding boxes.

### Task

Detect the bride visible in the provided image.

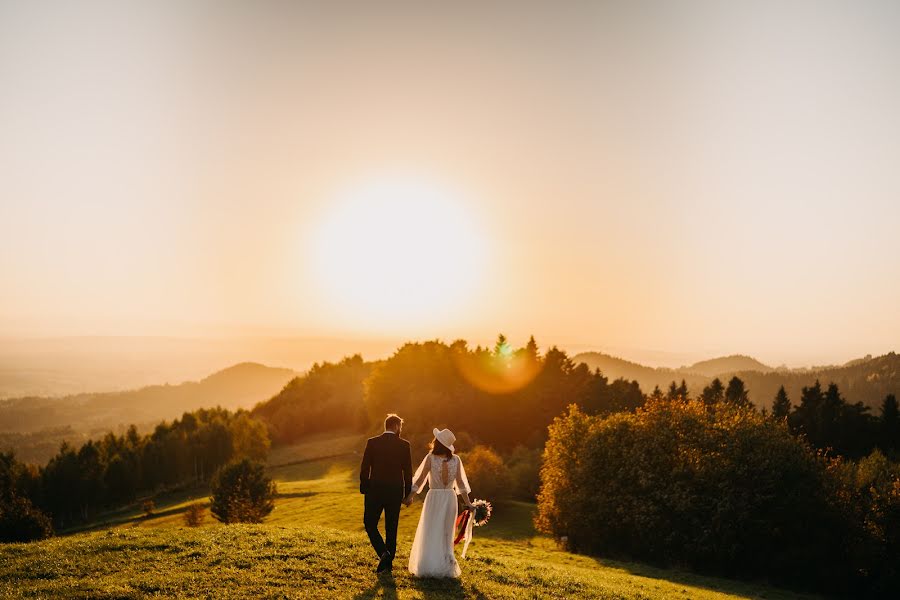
[405,427,474,578]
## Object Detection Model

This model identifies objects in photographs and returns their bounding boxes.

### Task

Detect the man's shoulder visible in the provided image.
[398,437,411,448]
[366,434,383,444]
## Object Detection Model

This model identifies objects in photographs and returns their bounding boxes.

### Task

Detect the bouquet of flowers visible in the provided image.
[470,499,492,527]
[454,498,492,558]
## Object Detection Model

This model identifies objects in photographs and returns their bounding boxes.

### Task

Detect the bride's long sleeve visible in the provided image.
[411,454,430,494]
[454,455,471,495]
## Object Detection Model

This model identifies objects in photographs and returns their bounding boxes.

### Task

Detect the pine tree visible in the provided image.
[772,385,791,420]
[666,381,679,401]
[494,333,510,356]
[700,378,724,406]
[649,385,664,402]
[677,379,690,401]
[724,376,751,407]
[793,380,825,445]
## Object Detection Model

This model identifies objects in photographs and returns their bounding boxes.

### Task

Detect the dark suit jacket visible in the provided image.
[359,432,413,498]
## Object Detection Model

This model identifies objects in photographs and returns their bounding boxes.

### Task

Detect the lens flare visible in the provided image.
[453,348,543,395]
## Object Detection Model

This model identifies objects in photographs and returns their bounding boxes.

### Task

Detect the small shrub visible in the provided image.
[183,502,206,527]
[0,495,53,542]
[141,499,155,517]
[210,459,277,524]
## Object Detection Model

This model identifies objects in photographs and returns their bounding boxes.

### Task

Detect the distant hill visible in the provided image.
[0,335,402,399]
[678,355,774,377]
[573,351,900,412]
[0,362,296,438]
[572,352,709,396]
[727,352,900,412]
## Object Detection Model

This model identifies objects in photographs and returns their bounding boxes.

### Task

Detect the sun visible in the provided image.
[309,174,488,331]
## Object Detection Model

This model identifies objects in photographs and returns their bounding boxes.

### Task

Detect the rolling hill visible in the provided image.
[679,355,774,377]
[572,352,710,396]
[0,363,296,462]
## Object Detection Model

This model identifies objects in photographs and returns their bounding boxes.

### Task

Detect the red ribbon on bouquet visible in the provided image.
[454,509,471,546]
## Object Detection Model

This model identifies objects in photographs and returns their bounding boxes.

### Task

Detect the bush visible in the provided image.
[536,400,853,591]
[183,502,206,527]
[141,499,155,517]
[828,451,900,596]
[462,446,511,502]
[210,459,277,524]
[0,495,53,542]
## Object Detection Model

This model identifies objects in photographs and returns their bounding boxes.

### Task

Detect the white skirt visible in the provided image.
[407,489,461,578]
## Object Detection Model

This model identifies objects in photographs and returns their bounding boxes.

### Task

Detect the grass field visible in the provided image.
[1,433,817,599]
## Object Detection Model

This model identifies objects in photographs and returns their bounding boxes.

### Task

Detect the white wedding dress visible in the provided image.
[407,453,471,578]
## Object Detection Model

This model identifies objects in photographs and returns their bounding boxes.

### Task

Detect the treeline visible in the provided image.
[779,383,898,459]
[0,407,269,536]
[733,351,900,412]
[653,375,900,459]
[538,400,900,596]
[252,337,897,460]
[252,336,645,451]
[577,351,900,413]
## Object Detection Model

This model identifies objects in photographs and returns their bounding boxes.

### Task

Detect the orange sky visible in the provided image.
[2,1,899,366]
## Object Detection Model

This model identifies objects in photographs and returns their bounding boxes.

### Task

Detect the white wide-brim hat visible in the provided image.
[433,427,456,452]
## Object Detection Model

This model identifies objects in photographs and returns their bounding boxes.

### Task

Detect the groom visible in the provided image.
[359,413,414,573]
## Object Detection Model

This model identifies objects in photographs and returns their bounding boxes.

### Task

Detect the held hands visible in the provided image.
[402,494,414,507]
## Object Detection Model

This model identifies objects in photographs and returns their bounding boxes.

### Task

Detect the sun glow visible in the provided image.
[309,175,488,331]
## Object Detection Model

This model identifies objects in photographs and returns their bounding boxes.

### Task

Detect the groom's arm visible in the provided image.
[359,440,373,495]
[402,440,413,499]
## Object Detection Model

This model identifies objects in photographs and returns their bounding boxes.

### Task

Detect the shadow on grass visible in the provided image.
[407,575,473,600]
[275,491,318,499]
[65,504,194,535]
[269,454,357,483]
[352,571,480,600]
[60,485,211,536]
[353,572,400,600]
[587,555,817,600]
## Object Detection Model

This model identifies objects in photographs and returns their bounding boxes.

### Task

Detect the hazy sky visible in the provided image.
[2,1,900,366]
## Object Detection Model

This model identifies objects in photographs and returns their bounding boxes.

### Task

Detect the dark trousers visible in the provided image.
[363,482,402,559]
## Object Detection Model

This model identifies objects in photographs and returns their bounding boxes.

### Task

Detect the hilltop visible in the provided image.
[679,355,774,377]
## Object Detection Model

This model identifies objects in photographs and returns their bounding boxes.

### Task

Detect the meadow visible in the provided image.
[0,433,818,599]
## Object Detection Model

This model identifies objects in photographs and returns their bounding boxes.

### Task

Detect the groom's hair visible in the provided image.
[384,413,403,431]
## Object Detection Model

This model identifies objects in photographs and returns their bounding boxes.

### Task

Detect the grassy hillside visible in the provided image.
[0,525,812,600]
[1,433,816,599]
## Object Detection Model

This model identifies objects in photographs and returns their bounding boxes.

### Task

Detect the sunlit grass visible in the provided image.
[4,435,819,599]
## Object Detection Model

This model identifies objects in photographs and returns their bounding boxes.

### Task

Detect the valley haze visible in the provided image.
[0,334,876,400]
